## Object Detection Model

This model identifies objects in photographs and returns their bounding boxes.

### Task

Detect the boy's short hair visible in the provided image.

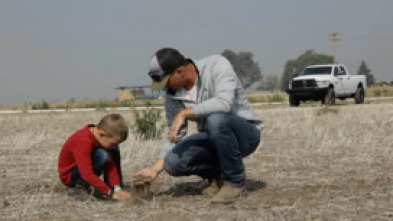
[97,114,128,141]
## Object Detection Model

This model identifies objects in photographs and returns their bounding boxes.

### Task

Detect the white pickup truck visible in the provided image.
[286,64,367,106]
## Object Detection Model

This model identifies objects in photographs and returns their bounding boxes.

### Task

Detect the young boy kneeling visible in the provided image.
[58,113,131,201]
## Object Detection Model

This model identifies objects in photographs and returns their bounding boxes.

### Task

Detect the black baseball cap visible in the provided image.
[148,48,186,91]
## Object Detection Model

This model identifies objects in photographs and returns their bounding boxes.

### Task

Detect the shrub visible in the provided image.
[31,100,50,110]
[133,105,165,140]
[314,106,340,116]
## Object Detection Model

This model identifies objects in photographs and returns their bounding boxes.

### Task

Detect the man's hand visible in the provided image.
[132,158,164,185]
[169,113,185,143]
[112,190,132,201]
[132,168,158,185]
[169,108,195,143]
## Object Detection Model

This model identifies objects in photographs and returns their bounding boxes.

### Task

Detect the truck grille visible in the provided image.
[292,79,317,88]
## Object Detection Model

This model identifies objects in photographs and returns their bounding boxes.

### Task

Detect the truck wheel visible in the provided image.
[354,87,365,104]
[289,94,300,107]
[324,88,336,105]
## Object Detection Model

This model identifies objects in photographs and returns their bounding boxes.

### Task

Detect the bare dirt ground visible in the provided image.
[0,103,392,220]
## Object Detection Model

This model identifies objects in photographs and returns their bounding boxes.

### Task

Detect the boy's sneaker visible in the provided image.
[68,188,91,201]
[201,178,224,197]
[87,187,109,199]
[210,184,245,204]
[69,179,106,200]
[74,179,90,190]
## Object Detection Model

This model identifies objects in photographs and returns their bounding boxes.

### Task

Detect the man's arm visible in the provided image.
[169,107,195,143]
[193,55,237,117]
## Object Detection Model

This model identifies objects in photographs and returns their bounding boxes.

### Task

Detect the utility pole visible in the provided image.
[329,32,339,63]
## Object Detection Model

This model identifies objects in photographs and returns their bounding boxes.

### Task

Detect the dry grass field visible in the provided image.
[0,103,392,220]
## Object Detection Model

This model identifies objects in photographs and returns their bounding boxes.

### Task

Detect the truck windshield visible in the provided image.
[300,67,332,75]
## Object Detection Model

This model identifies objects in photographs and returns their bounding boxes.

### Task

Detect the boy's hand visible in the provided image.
[112,190,132,201]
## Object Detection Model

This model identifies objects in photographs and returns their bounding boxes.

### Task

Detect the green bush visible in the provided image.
[133,106,165,140]
[31,100,50,110]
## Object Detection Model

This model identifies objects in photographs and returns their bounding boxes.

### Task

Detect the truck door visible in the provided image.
[333,66,344,95]
[338,66,352,94]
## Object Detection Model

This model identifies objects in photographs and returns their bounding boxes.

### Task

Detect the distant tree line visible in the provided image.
[30,50,382,111]
[221,49,377,92]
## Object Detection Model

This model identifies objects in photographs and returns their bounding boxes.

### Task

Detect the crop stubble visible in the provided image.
[0,103,392,220]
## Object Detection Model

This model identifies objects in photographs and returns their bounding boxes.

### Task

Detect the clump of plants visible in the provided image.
[133,105,165,140]
[314,106,340,116]
[31,100,50,110]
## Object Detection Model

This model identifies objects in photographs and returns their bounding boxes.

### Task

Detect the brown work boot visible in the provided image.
[201,179,224,197]
[210,184,245,204]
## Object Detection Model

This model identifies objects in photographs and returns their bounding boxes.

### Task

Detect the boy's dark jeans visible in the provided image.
[69,146,123,188]
[164,113,261,187]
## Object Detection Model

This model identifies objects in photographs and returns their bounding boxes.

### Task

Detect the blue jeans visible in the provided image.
[164,114,261,187]
[69,146,123,187]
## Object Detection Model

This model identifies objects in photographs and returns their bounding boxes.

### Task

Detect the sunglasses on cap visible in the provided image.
[148,70,173,82]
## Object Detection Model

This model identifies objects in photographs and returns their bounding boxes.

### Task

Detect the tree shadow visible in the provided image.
[158,178,267,197]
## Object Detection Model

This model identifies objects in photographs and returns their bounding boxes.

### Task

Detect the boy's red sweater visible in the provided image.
[58,125,120,194]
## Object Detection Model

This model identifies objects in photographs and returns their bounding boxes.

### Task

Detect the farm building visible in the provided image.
[116,86,152,101]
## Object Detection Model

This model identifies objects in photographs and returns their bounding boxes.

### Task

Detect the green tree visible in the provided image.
[281,50,333,90]
[357,61,375,86]
[221,49,262,89]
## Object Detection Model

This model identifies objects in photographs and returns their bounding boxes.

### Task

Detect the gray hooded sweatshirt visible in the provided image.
[159,55,263,158]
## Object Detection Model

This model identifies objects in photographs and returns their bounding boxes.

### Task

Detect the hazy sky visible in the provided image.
[1,0,392,105]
